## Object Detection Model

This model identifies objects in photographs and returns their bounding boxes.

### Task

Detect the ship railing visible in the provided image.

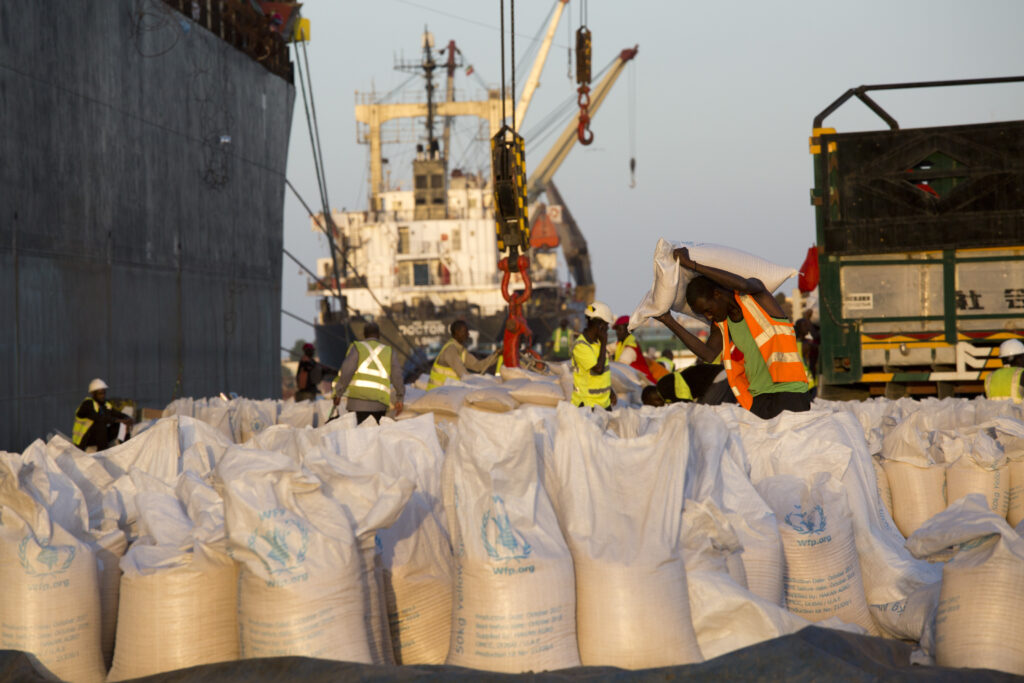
[163,0,293,81]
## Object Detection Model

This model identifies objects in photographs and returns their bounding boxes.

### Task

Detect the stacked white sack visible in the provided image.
[219,447,413,663]
[107,470,238,681]
[0,459,105,683]
[683,404,786,605]
[444,409,580,672]
[881,411,947,538]
[940,429,1008,516]
[549,403,702,668]
[728,406,940,640]
[907,494,1024,675]
[628,238,796,329]
[319,414,454,665]
[757,473,877,635]
[681,498,748,588]
[18,439,127,670]
[303,425,427,665]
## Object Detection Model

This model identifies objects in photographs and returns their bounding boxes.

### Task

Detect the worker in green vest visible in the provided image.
[331,322,405,424]
[571,301,617,410]
[428,320,501,389]
[985,339,1024,403]
[547,318,573,361]
[72,378,132,452]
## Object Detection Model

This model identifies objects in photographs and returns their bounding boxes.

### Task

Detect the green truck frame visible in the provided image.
[810,76,1024,399]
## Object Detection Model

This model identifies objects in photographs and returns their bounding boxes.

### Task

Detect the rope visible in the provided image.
[511,0,516,131]
[500,0,506,124]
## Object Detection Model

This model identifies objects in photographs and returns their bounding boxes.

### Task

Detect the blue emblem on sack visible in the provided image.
[248,510,309,574]
[784,504,827,534]
[18,537,76,576]
[481,495,532,561]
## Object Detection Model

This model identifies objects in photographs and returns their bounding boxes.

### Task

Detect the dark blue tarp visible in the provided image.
[3,627,1019,682]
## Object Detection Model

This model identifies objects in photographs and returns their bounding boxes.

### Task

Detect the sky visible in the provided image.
[279,0,1024,353]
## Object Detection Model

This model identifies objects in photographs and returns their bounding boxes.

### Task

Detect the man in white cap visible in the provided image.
[72,379,132,452]
[571,301,617,410]
[985,339,1024,403]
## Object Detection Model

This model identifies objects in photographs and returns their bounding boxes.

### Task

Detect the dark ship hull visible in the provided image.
[0,0,295,449]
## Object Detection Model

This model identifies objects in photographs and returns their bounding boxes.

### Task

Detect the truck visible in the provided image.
[810,76,1024,399]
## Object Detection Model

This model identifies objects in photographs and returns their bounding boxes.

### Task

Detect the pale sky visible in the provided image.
[280,0,1024,352]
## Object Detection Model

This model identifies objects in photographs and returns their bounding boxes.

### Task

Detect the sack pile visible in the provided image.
[5,391,1024,678]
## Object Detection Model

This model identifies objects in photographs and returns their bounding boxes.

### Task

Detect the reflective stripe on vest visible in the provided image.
[428,339,465,389]
[719,294,807,410]
[673,372,693,402]
[571,334,612,407]
[985,366,1024,403]
[72,398,108,447]
[552,327,570,353]
[344,340,392,405]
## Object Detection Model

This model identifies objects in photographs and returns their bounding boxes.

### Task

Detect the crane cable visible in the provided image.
[628,57,637,188]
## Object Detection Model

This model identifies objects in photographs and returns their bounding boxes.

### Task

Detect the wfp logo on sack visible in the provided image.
[784,504,827,535]
[481,495,531,561]
[18,537,75,576]
[248,509,309,574]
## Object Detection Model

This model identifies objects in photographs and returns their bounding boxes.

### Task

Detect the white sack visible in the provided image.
[464,387,520,413]
[0,462,105,683]
[549,404,702,668]
[107,471,237,680]
[941,429,1009,516]
[629,238,796,329]
[756,473,877,635]
[277,399,319,429]
[445,409,580,673]
[406,385,472,416]
[687,569,865,660]
[907,494,1024,675]
[327,414,454,665]
[681,498,748,588]
[219,448,411,663]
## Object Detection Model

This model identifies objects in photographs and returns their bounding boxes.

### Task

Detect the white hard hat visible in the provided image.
[88,378,109,393]
[999,339,1024,360]
[585,301,613,324]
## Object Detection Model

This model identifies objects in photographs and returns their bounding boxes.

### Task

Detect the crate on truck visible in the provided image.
[810,76,1024,399]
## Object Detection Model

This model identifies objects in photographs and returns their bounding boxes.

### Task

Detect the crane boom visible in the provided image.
[526,46,638,202]
[514,0,570,128]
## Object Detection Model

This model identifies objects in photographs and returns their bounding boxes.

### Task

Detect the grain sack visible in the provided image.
[504,378,565,407]
[756,473,877,635]
[277,399,318,429]
[629,238,796,329]
[107,471,237,680]
[684,407,785,605]
[687,569,866,660]
[549,403,702,668]
[326,414,454,665]
[681,499,748,588]
[162,397,194,418]
[941,430,1008,516]
[407,385,472,415]
[907,494,1024,675]
[235,399,277,442]
[883,461,946,538]
[194,397,234,440]
[871,455,894,521]
[0,462,105,683]
[219,447,410,663]
[464,387,520,413]
[93,527,126,670]
[445,409,580,672]
[1011,459,1024,527]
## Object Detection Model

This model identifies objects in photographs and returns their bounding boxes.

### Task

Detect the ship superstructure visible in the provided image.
[308,5,635,369]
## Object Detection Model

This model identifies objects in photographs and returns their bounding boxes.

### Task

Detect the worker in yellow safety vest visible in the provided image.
[612,316,657,382]
[985,339,1024,403]
[654,247,809,420]
[332,322,405,424]
[428,320,501,389]
[548,318,573,361]
[571,301,617,410]
[72,378,132,452]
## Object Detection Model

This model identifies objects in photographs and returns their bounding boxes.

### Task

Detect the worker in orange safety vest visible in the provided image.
[654,247,809,419]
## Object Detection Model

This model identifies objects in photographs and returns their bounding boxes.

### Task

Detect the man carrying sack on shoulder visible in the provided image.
[655,247,810,419]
